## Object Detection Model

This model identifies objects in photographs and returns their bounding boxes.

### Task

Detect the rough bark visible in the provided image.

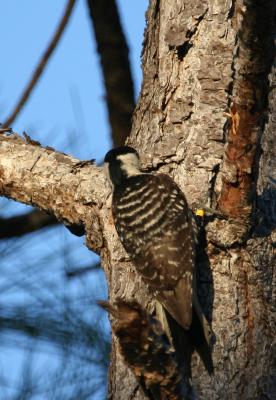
[100,300,187,400]
[0,134,106,253]
[117,0,276,398]
[0,0,275,399]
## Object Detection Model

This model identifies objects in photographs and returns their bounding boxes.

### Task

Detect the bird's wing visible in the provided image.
[113,173,196,330]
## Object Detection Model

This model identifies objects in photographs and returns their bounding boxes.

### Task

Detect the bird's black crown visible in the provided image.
[104,146,140,186]
[104,146,139,163]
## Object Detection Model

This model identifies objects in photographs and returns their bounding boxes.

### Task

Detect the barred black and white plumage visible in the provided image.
[104,146,213,374]
[113,172,194,329]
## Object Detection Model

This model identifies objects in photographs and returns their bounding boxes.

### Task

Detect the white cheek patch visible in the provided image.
[117,153,141,177]
[103,162,113,188]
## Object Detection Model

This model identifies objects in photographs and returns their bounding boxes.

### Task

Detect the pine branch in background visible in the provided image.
[2,0,77,128]
[0,304,110,356]
[86,0,135,146]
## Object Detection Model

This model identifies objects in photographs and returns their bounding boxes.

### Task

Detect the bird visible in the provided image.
[104,146,213,375]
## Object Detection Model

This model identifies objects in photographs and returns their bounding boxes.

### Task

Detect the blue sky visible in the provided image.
[0,1,148,398]
[0,0,147,160]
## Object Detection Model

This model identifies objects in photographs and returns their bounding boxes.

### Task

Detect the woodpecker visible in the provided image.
[104,146,213,374]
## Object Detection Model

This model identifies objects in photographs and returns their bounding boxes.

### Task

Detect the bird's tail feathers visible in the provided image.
[156,301,214,376]
[189,300,214,375]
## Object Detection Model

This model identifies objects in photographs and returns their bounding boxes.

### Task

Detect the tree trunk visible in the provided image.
[0,0,275,399]
[108,0,276,398]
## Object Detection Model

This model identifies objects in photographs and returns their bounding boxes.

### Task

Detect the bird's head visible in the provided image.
[104,146,141,186]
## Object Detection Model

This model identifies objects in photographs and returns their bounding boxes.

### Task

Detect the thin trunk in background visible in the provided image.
[87,0,135,146]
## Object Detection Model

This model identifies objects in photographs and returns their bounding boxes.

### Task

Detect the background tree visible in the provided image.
[0,0,275,399]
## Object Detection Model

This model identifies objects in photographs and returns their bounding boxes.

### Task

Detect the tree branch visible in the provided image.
[0,209,57,239]
[0,133,107,254]
[2,0,77,128]
[65,262,101,278]
[86,0,135,146]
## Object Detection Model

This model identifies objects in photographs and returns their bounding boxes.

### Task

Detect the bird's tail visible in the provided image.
[189,298,214,375]
[156,301,214,377]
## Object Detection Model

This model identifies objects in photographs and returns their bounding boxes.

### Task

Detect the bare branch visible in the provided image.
[0,133,107,254]
[0,209,57,239]
[2,0,77,128]
[86,0,135,146]
[65,263,101,279]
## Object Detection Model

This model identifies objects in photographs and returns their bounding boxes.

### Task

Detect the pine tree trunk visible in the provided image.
[107,0,276,398]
